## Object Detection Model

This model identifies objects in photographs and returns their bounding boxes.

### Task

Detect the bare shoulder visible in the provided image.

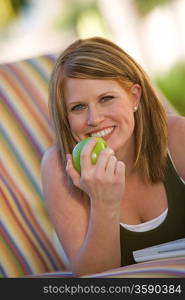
[41,145,61,173]
[41,145,89,262]
[167,114,185,180]
[41,145,85,206]
[41,145,66,196]
[41,145,67,211]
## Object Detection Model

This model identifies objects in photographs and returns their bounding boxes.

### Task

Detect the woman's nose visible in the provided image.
[87,107,104,126]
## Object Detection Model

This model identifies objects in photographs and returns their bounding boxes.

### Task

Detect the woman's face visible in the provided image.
[64,78,141,160]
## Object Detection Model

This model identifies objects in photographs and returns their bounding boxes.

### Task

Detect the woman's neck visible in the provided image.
[116,137,136,177]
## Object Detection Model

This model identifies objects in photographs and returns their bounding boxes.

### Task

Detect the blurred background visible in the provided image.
[0,0,184,115]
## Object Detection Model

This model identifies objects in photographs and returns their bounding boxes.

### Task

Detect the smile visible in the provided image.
[89,126,114,138]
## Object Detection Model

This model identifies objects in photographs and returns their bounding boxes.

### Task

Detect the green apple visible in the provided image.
[72,137,108,173]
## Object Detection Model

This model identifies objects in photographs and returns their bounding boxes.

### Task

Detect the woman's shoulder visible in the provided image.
[167,114,185,180]
[167,114,185,146]
[41,145,64,177]
[41,144,58,164]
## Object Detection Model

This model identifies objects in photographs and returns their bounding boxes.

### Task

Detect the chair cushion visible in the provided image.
[0,54,66,277]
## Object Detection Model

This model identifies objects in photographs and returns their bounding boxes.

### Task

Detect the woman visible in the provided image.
[41,37,185,276]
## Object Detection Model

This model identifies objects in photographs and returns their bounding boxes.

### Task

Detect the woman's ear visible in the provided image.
[130,84,141,107]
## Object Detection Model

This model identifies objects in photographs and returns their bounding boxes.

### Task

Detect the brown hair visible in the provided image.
[49,37,168,183]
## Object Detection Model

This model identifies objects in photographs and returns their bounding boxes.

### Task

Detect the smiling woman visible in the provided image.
[64,78,140,164]
[49,37,167,183]
[41,37,185,276]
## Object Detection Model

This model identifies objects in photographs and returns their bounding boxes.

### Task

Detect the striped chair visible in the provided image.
[0,54,67,277]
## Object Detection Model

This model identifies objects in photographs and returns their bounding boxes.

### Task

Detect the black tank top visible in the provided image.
[120,154,185,266]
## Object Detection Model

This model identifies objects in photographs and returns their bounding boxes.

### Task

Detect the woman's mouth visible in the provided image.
[89,126,115,139]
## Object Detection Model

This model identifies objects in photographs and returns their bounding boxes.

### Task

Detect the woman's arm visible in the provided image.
[41,142,125,276]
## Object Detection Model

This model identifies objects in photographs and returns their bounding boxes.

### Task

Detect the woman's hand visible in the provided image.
[66,138,125,209]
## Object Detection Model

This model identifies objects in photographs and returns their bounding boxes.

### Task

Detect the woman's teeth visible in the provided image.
[90,127,114,138]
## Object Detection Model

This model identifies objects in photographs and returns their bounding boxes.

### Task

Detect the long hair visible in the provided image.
[49,37,168,183]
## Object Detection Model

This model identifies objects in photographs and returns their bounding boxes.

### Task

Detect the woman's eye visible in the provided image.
[71,104,86,111]
[101,96,114,102]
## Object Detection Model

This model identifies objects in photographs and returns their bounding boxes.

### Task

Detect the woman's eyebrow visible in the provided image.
[67,100,85,106]
[95,91,116,99]
[67,90,117,106]
[98,89,118,96]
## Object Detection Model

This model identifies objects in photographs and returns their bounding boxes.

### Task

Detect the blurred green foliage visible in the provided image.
[133,0,175,16]
[11,0,28,12]
[0,0,29,27]
[56,0,105,32]
[155,60,185,116]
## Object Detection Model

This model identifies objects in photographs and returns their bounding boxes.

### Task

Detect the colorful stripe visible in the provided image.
[1,55,66,277]
[1,173,63,270]
[1,68,53,155]
[1,177,51,269]
[1,225,32,276]
[2,127,43,198]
